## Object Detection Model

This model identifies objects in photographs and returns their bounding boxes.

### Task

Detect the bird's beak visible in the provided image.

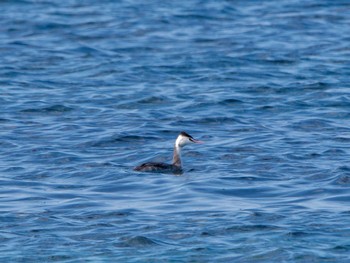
[190,138,204,144]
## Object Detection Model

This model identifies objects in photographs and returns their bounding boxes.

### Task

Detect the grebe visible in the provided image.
[133,132,203,173]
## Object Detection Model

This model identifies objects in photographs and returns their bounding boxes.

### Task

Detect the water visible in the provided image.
[1,0,350,261]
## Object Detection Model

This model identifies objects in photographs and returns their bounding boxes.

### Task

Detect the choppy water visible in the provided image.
[1,0,350,262]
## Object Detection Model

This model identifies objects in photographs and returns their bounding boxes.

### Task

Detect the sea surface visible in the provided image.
[1,0,350,262]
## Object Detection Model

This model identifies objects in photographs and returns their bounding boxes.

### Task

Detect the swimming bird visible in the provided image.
[133,132,203,173]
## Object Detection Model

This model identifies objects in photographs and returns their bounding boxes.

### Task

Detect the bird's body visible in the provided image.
[133,162,181,173]
[133,132,202,174]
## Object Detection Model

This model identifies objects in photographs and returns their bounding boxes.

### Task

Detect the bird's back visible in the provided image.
[133,162,182,174]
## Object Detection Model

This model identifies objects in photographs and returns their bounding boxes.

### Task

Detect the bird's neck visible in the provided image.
[172,144,182,167]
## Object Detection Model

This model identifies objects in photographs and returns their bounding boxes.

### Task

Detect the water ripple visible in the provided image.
[1,0,350,262]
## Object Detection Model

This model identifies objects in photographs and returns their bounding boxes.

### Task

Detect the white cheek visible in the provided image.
[176,137,184,147]
[182,138,190,146]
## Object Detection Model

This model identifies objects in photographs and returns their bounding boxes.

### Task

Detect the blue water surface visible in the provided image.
[1,0,350,262]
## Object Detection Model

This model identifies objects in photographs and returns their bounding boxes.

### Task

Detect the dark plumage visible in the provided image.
[133,162,182,173]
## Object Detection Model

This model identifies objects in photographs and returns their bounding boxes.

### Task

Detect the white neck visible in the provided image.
[172,144,182,167]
